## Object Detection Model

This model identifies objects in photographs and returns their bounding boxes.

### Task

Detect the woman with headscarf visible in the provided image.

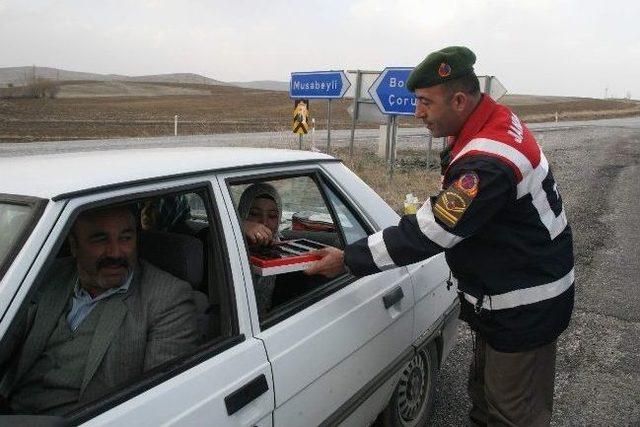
[140,195,191,233]
[237,183,282,318]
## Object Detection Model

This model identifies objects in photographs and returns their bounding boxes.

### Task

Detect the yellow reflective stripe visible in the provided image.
[433,203,457,224]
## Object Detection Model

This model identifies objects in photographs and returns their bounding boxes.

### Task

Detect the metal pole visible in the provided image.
[299,133,303,150]
[426,131,433,171]
[174,115,178,136]
[389,115,398,181]
[349,70,362,157]
[385,115,392,162]
[327,99,332,154]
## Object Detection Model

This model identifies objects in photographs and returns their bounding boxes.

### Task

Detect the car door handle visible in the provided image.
[224,374,269,415]
[382,286,404,309]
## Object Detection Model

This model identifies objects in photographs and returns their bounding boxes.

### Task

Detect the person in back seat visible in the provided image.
[238,183,282,318]
[0,204,199,415]
[140,195,191,234]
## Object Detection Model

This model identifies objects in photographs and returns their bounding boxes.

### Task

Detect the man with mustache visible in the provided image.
[308,46,574,426]
[0,205,199,415]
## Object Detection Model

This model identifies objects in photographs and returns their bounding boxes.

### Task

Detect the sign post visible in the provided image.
[292,99,310,149]
[347,70,384,156]
[327,99,332,153]
[290,71,350,154]
[369,67,416,180]
[349,70,362,156]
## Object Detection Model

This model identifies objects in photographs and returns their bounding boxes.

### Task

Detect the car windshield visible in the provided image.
[0,201,35,272]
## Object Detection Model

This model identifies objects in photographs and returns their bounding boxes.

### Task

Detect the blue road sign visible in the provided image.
[369,67,416,116]
[290,71,350,99]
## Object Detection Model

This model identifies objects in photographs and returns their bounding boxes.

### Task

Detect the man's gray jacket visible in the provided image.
[0,258,199,414]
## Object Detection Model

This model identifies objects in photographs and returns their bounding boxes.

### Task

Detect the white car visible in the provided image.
[0,147,458,426]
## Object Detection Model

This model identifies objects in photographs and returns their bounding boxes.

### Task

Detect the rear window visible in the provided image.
[0,198,45,280]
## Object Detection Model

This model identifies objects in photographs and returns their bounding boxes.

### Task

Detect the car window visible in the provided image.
[0,197,45,280]
[323,185,368,245]
[0,203,32,265]
[0,186,239,419]
[229,174,370,328]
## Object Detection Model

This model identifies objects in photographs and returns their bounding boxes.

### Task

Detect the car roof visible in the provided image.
[0,146,336,200]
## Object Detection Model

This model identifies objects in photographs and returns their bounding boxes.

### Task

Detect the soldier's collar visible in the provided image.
[453,94,496,151]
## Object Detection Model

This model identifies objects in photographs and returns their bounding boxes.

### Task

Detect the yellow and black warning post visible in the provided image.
[292,99,309,149]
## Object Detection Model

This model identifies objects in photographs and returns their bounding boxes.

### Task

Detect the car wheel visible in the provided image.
[382,341,438,427]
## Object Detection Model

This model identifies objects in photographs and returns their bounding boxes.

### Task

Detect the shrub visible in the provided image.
[25,78,60,99]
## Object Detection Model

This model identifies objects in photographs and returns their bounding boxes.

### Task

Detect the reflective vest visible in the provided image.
[344,95,574,352]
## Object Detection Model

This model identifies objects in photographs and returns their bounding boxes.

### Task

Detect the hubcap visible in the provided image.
[396,350,430,422]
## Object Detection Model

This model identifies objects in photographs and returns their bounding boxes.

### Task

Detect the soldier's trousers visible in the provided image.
[468,334,557,427]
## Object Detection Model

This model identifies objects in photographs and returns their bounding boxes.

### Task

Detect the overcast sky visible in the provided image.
[1,0,638,98]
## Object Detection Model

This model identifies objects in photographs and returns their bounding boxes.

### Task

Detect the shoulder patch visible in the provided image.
[455,172,479,197]
[433,172,479,227]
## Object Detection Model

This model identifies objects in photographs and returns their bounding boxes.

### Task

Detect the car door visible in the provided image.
[406,255,457,345]
[217,164,415,426]
[322,161,458,355]
[0,177,274,426]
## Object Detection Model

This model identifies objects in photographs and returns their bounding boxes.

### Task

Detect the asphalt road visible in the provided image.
[3,116,639,156]
[430,117,640,426]
[2,117,639,425]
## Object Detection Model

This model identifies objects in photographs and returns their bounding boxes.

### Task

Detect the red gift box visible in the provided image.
[249,238,329,276]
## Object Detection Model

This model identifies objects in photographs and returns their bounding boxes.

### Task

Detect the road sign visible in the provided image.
[292,99,309,134]
[480,76,507,100]
[369,67,415,116]
[290,71,351,99]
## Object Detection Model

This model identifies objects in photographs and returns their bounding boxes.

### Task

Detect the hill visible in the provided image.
[230,80,289,91]
[0,66,129,85]
[0,66,282,91]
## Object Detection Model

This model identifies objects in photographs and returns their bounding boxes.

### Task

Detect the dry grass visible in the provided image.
[332,148,442,212]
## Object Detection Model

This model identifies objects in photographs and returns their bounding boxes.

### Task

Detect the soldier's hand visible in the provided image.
[304,247,346,278]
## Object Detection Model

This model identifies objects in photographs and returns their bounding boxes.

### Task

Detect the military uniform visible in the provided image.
[342,46,574,425]
[345,93,574,352]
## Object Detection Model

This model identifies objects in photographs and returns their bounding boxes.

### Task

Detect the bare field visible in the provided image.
[1,81,639,142]
[56,81,215,98]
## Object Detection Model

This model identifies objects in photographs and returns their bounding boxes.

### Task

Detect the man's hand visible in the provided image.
[304,247,347,278]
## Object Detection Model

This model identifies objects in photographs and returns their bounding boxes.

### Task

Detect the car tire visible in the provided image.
[382,341,438,427]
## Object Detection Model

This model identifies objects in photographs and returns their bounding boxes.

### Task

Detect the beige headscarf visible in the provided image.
[237,182,283,236]
[237,182,283,318]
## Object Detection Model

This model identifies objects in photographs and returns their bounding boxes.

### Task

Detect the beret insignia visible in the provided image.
[433,172,479,228]
[438,62,451,78]
[407,46,476,91]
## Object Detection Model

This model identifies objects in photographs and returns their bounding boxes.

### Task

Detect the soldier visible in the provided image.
[306,46,574,426]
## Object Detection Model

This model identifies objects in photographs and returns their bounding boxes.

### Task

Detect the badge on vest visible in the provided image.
[433,172,479,227]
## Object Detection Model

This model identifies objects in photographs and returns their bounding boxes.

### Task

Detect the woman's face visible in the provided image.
[247,197,279,234]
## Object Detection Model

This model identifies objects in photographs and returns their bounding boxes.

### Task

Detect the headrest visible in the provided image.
[139,230,203,288]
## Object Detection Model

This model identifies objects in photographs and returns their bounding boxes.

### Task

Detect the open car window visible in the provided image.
[229,174,369,329]
[0,186,240,420]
